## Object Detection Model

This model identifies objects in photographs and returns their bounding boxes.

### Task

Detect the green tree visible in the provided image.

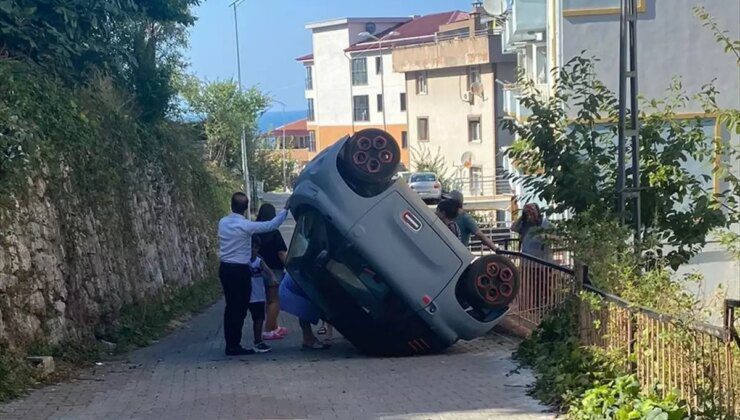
[411,145,452,190]
[502,57,731,267]
[179,77,270,171]
[0,0,199,121]
[249,138,298,192]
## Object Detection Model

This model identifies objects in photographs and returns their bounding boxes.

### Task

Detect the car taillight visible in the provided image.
[433,182,440,189]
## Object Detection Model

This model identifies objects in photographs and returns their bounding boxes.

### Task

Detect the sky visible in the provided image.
[187,0,473,113]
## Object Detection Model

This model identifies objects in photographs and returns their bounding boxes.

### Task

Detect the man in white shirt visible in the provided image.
[218,192,289,356]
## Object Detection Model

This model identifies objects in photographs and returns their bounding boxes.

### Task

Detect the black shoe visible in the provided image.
[254,342,272,353]
[225,346,255,356]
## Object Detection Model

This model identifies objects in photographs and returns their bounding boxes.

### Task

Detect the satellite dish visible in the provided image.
[365,22,377,35]
[483,0,507,16]
[461,151,475,168]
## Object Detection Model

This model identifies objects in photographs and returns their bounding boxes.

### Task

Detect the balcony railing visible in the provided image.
[434,27,498,43]
[448,175,513,199]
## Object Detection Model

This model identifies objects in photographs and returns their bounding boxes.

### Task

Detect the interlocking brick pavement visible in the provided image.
[0,300,553,420]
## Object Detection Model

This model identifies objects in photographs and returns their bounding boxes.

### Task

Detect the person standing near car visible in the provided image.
[444,190,498,251]
[511,203,552,261]
[256,203,290,341]
[436,199,461,240]
[218,192,288,356]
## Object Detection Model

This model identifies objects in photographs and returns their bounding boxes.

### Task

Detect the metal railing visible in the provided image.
[434,27,498,43]
[578,286,739,417]
[449,176,513,198]
[486,249,739,416]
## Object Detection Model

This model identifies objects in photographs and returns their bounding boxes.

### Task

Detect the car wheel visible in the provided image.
[339,128,400,185]
[461,255,520,310]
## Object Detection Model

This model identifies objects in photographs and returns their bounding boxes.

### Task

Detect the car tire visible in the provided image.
[339,129,400,185]
[461,255,520,310]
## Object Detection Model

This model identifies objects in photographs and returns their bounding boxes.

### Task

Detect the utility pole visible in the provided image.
[617,0,641,239]
[231,0,251,207]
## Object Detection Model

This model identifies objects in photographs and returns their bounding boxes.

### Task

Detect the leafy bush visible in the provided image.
[517,301,690,419]
[570,375,688,420]
[516,299,626,410]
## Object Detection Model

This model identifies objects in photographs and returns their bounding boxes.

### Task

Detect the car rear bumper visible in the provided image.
[414,190,442,200]
[417,274,510,343]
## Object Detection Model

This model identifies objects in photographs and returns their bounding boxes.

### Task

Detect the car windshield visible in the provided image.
[287,209,392,320]
[410,173,436,183]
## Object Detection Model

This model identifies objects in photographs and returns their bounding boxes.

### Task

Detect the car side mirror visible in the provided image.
[314,250,329,269]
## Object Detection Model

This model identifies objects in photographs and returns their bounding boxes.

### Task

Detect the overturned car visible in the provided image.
[285,129,519,356]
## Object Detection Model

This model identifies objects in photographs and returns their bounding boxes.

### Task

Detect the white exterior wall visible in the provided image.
[349,50,408,127]
[560,0,739,112]
[406,65,498,179]
[310,25,352,125]
[305,19,409,128]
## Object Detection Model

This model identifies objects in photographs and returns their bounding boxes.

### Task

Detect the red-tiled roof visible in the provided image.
[267,118,309,137]
[345,11,469,52]
[296,53,314,62]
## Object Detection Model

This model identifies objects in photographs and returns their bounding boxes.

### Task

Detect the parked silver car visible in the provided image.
[408,172,442,203]
[286,129,519,356]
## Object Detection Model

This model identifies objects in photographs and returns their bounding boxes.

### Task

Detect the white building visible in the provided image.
[297,16,413,166]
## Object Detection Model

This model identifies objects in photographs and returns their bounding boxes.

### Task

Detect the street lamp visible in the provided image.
[230,0,251,206]
[356,31,400,131]
[272,99,289,192]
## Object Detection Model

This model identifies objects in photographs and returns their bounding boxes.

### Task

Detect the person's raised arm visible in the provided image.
[277,231,288,263]
[474,228,499,251]
[245,209,288,234]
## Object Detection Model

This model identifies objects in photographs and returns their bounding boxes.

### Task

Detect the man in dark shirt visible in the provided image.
[444,190,498,251]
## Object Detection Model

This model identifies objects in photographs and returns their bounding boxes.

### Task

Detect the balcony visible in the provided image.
[502,0,546,52]
[392,29,513,73]
[447,175,514,210]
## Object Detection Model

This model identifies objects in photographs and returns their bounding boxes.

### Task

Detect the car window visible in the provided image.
[286,209,391,320]
[410,174,436,182]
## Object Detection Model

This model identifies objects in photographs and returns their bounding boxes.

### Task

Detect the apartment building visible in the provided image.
[297,16,412,166]
[392,7,517,209]
[500,0,739,297]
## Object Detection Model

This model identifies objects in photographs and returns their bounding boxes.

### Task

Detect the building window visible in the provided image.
[352,58,368,86]
[400,93,406,111]
[467,66,481,90]
[305,65,313,90]
[535,45,547,85]
[377,94,383,112]
[353,95,369,121]
[307,99,315,121]
[375,56,383,74]
[468,116,481,143]
[401,131,408,148]
[308,130,316,152]
[416,71,428,94]
[417,117,429,141]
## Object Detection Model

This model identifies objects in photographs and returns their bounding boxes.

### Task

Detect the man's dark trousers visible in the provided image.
[219,262,252,349]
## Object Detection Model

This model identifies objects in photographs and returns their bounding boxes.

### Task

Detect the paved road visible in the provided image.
[0,193,552,420]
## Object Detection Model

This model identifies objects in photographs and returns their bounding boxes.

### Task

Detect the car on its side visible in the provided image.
[407,172,442,203]
[286,128,519,356]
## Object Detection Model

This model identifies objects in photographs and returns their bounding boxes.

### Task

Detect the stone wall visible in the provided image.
[0,161,220,350]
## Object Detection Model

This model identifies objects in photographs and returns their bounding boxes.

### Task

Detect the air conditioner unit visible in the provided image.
[462,91,473,103]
